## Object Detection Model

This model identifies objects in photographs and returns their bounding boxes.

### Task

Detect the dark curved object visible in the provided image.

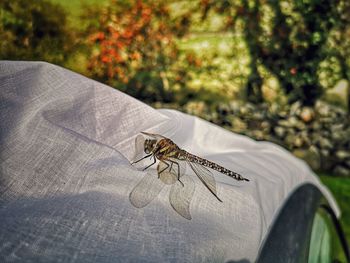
[320,204,350,262]
[256,183,350,263]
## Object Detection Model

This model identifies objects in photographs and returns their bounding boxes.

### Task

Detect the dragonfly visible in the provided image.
[129,132,249,210]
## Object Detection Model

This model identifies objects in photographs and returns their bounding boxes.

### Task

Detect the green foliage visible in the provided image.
[177,34,251,104]
[49,0,109,16]
[3,0,350,107]
[201,0,350,106]
[0,0,74,65]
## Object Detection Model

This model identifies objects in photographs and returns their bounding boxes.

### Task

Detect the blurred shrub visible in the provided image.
[83,0,193,103]
[0,0,74,65]
[201,0,350,106]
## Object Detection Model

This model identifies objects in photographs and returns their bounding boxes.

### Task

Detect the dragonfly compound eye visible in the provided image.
[144,140,149,154]
[144,139,154,154]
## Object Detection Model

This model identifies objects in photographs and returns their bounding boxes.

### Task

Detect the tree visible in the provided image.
[0,0,73,65]
[83,0,192,103]
[201,0,349,105]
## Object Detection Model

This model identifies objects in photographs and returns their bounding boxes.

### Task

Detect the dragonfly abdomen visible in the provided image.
[186,153,249,181]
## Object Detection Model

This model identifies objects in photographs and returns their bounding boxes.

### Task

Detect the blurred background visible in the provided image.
[1,0,349,247]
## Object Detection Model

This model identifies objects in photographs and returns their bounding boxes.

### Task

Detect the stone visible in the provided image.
[251,130,265,140]
[317,136,333,150]
[290,101,302,115]
[274,126,286,138]
[295,120,306,130]
[324,79,349,110]
[293,146,321,170]
[269,103,281,115]
[311,121,321,131]
[252,111,265,120]
[278,116,299,128]
[240,106,248,115]
[300,131,311,146]
[229,101,241,113]
[299,107,315,123]
[282,116,305,130]
[261,121,271,133]
[316,100,332,116]
[185,101,206,116]
[294,136,303,148]
[333,165,350,177]
[320,149,330,157]
[335,150,350,160]
[330,123,344,133]
[285,134,296,146]
[229,116,247,132]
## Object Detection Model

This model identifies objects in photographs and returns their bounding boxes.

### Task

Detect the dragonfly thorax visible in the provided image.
[144,139,157,154]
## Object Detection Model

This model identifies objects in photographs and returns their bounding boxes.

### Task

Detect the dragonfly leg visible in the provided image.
[169,162,174,172]
[158,160,170,178]
[169,160,184,187]
[142,156,157,171]
[131,153,152,165]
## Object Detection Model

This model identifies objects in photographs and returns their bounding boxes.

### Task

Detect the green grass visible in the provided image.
[319,175,350,247]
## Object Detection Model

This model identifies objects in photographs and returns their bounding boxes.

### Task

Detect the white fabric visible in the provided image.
[0,61,339,262]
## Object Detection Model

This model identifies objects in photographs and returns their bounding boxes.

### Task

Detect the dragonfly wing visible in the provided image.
[134,134,145,155]
[141,131,166,140]
[169,175,195,220]
[157,160,194,219]
[129,170,165,208]
[131,134,148,168]
[188,161,222,202]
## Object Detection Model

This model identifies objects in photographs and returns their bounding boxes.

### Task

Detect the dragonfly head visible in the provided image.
[144,139,157,154]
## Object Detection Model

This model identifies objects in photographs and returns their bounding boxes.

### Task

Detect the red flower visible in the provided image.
[290,67,297,75]
[89,32,105,42]
[101,55,111,63]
